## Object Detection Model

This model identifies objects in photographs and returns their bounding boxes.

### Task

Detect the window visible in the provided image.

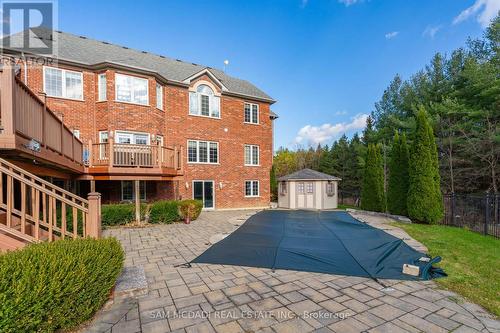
[189,84,220,118]
[245,180,259,197]
[326,182,335,196]
[244,144,259,166]
[44,67,83,100]
[297,182,305,194]
[98,73,106,101]
[115,73,148,105]
[121,181,146,201]
[280,182,287,195]
[187,140,218,164]
[115,131,150,145]
[156,83,163,110]
[73,129,80,139]
[306,182,314,193]
[244,103,259,124]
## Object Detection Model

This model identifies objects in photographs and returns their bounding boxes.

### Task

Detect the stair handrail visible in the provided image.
[0,158,88,206]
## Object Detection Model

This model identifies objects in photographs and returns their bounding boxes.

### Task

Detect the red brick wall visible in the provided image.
[19,62,272,209]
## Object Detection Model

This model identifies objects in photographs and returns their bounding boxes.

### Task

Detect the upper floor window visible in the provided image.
[244,144,259,166]
[244,103,259,124]
[98,73,106,101]
[43,67,83,100]
[115,73,148,105]
[156,83,163,110]
[115,131,149,145]
[189,84,220,118]
[188,140,218,164]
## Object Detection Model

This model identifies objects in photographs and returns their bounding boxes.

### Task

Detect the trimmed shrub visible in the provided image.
[0,238,124,333]
[407,108,444,224]
[101,203,147,226]
[102,203,135,226]
[178,200,203,221]
[149,200,180,224]
[360,144,386,212]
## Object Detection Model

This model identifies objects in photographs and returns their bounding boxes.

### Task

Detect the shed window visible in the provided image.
[306,182,314,193]
[280,182,287,196]
[297,182,305,194]
[326,182,335,196]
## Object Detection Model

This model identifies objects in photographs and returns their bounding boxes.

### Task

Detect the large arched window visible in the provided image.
[189,83,220,118]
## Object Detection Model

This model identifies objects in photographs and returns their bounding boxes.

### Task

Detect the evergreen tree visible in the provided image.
[270,165,277,201]
[407,109,444,223]
[361,144,385,212]
[387,132,409,215]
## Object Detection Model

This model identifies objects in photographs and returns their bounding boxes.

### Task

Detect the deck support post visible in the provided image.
[90,180,95,192]
[86,192,101,238]
[135,180,141,223]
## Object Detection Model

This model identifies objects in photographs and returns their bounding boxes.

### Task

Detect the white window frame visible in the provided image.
[43,66,84,100]
[98,131,109,159]
[244,103,259,124]
[72,129,80,139]
[115,130,150,145]
[297,182,305,194]
[121,181,146,201]
[187,140,219,164]
[244,144,260,166]
[115,73,149,106]
[189,84,221,119]
[326,182,335,197]
[245,180,259,197]
[306,182,314,193]
[98,73,106,101]
[156,83,163,110]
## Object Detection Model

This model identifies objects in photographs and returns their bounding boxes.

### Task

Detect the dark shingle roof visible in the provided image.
[278,169,341,181]
[1,28,274,102]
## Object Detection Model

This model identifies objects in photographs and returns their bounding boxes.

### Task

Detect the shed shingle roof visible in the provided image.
[278,168,341,181]
[1,28,274,102]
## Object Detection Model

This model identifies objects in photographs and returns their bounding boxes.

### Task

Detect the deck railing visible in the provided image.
[0,157,101,243]
[0,64,84,165]
[85,139,183,171]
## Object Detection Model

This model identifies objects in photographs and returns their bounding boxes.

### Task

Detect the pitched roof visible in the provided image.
[278,168,341,181]
[1,28,274,102]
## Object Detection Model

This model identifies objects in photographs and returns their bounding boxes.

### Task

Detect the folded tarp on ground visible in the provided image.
[191,210,446,280]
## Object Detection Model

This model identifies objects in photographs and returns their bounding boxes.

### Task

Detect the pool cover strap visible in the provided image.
[191,211,446,281]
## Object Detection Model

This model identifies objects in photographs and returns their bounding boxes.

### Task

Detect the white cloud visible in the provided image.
[453,0,500,28]
[385,31,399,39]
[294,114,368,146]
[334,110,348,116]
[422,25,441,38]
[338,0,362,7]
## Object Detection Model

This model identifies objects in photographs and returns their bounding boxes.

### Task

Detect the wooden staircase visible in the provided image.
[0,157,101,252]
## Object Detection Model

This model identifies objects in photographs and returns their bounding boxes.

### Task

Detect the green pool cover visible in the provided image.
[191,210,446,280]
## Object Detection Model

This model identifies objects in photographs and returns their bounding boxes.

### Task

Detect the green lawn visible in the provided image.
[392,222,500,317]
[338,204,358,210]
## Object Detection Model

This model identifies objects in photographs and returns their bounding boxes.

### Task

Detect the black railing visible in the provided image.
[443,193,499,239]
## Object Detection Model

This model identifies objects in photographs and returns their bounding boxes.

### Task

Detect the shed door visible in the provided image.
[296,182,315,209]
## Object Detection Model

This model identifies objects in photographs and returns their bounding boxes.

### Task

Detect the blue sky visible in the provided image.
[41,1,500,148]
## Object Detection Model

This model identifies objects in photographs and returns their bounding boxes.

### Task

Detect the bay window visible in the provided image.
[43,66,83,100]
[98,73,106,101]
[156,83,163,110]
[115,73,148,105]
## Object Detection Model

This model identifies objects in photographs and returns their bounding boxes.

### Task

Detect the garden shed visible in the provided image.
[278,169,341,209]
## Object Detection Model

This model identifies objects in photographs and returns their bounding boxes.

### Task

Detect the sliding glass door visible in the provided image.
[193,181,214,209]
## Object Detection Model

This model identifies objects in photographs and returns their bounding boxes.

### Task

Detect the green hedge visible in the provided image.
[0,238,124,333]
[149,200,180,224]
[101,203,146,226]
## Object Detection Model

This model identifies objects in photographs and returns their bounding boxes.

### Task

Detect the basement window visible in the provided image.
[121,181,146,201]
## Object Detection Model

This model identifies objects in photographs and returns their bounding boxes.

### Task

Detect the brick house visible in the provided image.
[1,29,277,210]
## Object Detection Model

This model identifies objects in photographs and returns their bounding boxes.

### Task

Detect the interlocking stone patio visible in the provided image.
[82,210,500,333]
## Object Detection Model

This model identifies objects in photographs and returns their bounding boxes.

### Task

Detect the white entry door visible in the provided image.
[296,182,315,209]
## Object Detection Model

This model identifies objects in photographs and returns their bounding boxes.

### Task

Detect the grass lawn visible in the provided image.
[338,204,358,210]
[392,222,500,317]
